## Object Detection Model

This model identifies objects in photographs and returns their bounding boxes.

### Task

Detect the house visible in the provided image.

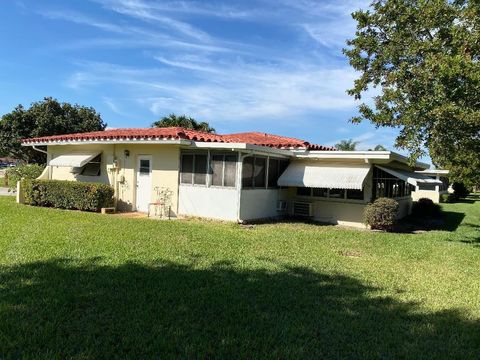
[21,127,444,228]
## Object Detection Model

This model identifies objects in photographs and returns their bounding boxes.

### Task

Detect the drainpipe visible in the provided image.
[32,145,51,179]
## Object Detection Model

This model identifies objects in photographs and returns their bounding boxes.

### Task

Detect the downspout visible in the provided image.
[32,145,51,180]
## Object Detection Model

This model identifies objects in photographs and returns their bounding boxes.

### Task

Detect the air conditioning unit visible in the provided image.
[292,201,313,217]
[276,200,288,212]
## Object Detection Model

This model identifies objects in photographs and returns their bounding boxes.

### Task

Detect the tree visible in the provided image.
[344,0,480,186]
[152,114,216,133]
[0,97,106,164]
[371,145,387,151]
[335,139,359,150]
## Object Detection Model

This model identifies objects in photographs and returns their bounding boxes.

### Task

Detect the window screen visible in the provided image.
[224,154,237,187]
[242,156,254,188]
[329,189,345,199]
[268,158,279,188]
[81,162,101,176]
[181,154,193,184]
[254,157,266,188]
[312,188,328,197]
[211,154,224,186]
[194,154,207,185]
[346,189,364,200]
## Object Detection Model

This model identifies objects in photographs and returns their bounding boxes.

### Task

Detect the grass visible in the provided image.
[0,195,479,359]
[0,177,5,188]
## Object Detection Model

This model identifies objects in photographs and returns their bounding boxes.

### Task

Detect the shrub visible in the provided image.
[364,198,399,231]
[5,164,45,191]
[411,198,441,217]
[440,193,455,203]
[23,179,114,212]
[452,182,470,199]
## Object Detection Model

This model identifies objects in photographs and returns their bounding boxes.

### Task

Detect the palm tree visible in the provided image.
[335,139,359,151]
[372,144,387,151]
[152,114,216,133]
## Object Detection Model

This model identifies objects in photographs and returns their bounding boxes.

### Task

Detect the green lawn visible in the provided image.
[0,195,479,359]
[0,177,5,188]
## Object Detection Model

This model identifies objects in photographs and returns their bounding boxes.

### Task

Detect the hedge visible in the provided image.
[412,198,441,217]
[23,179,114,212]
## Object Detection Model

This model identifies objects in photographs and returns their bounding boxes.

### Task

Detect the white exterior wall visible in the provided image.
[178,186,238,221]
[239,189,285,221]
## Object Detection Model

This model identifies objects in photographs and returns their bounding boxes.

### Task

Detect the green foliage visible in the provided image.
[345,0,480,185]
[440,193,456,203]
[152,114,216,133]
[0,196,479,357]
[4,164,45,190]
[0,97,106,164]
[334,139,359,150]
[364,197,399,230]
[452,182,470,199]
[22,179,114,212]
[412,198,442,217]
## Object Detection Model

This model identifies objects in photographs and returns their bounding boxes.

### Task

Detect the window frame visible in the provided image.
[372,167,413,200]
[209,152,238,188]
[79,154,102,177]
[180,152,208,187]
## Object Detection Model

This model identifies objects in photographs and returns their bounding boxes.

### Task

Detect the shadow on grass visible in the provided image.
[1,259,479,359]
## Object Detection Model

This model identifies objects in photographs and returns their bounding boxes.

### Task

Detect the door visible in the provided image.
[136,155,152,212]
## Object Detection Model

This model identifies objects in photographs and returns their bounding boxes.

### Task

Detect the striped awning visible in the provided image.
[376,166,442,186]
[49,152,100,167]
[278,162,370,190]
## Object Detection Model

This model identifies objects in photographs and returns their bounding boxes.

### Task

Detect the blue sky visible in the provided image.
[0,0,409,154]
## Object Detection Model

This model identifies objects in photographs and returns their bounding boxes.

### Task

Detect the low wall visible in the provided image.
[412,190,441,203]
[239,189,282,221]
[179,185,238,221]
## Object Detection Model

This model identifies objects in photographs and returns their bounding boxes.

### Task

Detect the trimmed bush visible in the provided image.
[364,198,399,231]
[452,182,470,199]
[412,198,441,217]
[5,164,44,190]
[440,193,455,203]
[23,179,114,212]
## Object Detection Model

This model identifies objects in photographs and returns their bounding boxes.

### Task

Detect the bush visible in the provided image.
[5,164,45,190]
[23,179,114,212]
[411,198,441,217]
[452,182,470,199]
[440,193,455,203]
[364,198,399,231]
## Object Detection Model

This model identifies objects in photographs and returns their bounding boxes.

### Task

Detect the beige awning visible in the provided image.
[376,166,442,186]
[278,162,370,190]
[49,152,100,167]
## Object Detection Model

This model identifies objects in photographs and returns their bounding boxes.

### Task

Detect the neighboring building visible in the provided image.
[413,169,451,203]
[21,127,444,228]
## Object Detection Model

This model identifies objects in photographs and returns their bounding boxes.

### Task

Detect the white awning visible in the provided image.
[277,162,370,190]
[376,166,442,186]
[49,152,100,167]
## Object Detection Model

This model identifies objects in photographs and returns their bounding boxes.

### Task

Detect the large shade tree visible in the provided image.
[153,114,216,133]
[344,0,480,185]
[0,97,106,164]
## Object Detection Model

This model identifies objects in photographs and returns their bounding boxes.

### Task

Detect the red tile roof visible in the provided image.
[22,127,335,150]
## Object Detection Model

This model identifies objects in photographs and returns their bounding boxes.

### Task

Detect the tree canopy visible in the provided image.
[152,114,216,133]
[344,0,480,185]
[0,97,106,164]
[335,139,359,150]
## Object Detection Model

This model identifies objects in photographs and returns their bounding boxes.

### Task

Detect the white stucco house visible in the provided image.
[21,127,447,228]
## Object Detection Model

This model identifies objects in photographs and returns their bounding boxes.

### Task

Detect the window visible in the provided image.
[347,189,364,200]
[210,153,237,187]
[329,188,345,199]
[242,157,254,188]
[180,154,193,184]
[268,158,279,188]
[194,154,207,185]
[180,153,207,185]
[312,188,328,197]
[80,154,101,176]
[242,156,267,189]
[297,187,312,196]
[139,159,150,174]
[372,167,412,199]
[254,157,266,188]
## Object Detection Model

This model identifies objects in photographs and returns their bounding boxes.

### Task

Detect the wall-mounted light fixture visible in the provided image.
[124,150,130,157]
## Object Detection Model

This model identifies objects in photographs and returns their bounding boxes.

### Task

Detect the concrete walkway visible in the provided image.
[0,188,12,196]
